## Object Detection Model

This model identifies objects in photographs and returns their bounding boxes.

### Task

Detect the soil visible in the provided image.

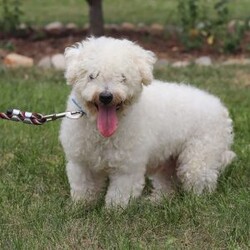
[1,28,250,62]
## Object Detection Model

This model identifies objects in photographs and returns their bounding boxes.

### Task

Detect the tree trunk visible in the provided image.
[86,0,104,37]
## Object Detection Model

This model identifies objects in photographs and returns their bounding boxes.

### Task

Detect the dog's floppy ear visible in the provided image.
[135,48,157,86]
[64,43,84,85]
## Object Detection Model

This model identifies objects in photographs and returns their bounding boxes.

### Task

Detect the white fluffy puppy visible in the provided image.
[60,37,235,207]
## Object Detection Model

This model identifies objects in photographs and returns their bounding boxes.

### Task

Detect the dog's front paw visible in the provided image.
[105,193,130,209]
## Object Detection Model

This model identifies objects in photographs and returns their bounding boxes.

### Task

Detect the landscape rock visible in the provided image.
[195,56,212,66]
[137,22,149,33]
[222,58,250,65]
[4,53,34,68]
[105,24,119,31]
[121,22,136,31]
[18,23,28,30]
[155,59,169,69]
[38,56,52,69]
[150,23,164,35]
[44,21,64,34]
[51,54,65,70]
[172,61,190,68]
[83,23,90,31]
[65,22,78,31]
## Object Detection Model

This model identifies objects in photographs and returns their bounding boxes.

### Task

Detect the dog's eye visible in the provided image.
[89,74,95,80]
[88,72,100,81]
[121,74,126,83]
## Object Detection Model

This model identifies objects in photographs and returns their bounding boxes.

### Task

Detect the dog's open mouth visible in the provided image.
[94,102,122,111]
[95,102,122,138]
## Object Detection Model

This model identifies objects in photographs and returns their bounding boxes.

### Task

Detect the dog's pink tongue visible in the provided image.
[97,105,118,137]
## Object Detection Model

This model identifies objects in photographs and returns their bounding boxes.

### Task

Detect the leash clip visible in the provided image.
[42,111,84,122]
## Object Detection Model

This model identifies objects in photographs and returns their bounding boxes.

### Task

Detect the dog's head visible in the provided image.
[64,37,156,137]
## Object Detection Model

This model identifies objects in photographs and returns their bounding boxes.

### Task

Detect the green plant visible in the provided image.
[177,0,248,53]
[0,0,23,33]
[178,0,203,50]
[214,0,230,25]
[223,20,248,53]
[0,41,15,51]
[209,0,247,53]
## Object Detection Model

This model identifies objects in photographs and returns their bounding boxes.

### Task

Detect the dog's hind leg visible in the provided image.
[67,161,107,203]
[176,136,230,194]
[148,157,177,202]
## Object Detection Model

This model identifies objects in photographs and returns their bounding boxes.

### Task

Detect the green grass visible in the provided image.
[0,66,250,249]
[16,0,250,26]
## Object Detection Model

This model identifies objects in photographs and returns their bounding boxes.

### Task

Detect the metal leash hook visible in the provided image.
[0,109,85,125]
[43,111,84,122]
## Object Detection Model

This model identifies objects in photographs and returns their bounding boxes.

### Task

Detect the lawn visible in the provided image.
[18,0,250,26]
[0,65,249,249]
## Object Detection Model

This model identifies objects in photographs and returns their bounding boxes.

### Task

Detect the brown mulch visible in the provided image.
[1,29,250,62]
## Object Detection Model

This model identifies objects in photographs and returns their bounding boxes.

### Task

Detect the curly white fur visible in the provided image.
[60,37,235,207]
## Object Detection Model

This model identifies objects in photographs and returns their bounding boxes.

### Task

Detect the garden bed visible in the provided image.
[1,27,250,63]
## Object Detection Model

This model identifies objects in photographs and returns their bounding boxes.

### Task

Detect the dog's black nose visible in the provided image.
[99,92,113,105]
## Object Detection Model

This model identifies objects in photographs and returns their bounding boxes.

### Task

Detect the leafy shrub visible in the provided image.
[178,0,202,49]
[177,0,249,53]
[0,0,23,33]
